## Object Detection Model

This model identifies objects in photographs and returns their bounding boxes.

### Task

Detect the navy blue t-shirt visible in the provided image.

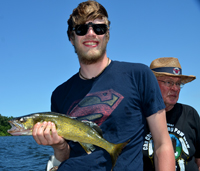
[51,60,165,171]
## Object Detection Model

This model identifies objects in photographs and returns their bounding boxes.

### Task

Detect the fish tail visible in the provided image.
[110,140,129,169]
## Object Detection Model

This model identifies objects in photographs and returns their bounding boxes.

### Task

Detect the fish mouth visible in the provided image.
[7,121,32,136]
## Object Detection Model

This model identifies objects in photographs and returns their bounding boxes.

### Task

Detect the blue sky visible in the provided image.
[0,0,200,117]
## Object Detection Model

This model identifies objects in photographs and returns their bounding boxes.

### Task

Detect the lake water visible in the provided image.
[0,136,54,171]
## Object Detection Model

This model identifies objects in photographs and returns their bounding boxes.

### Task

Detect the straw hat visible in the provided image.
[150,57,196,84]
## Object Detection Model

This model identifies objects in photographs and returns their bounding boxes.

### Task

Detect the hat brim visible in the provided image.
[152,71,196,84]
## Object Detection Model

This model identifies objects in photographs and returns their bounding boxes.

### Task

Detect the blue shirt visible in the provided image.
[51,60,165,171]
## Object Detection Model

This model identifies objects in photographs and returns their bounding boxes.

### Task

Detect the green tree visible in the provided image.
[0,114,13,136]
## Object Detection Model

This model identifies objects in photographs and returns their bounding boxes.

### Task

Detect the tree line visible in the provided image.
[0,114,13,136]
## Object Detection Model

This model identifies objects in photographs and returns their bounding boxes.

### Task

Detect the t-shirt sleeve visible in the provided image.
[51,86,62,113]
[51,90,57,112]
[137,65,165,117]
[193,108,200,158]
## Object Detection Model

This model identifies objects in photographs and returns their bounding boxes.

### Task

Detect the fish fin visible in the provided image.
[110,140,130,169]
[79,142,96,154]
[75,114,102,123]
[81,120,103,137]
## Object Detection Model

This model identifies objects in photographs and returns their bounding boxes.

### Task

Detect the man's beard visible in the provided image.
[74,41,107,65]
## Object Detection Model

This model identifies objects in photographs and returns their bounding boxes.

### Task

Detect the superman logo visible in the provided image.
[68,89,124,126]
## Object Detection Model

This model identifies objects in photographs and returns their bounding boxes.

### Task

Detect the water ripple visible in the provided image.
[0,136,54,171]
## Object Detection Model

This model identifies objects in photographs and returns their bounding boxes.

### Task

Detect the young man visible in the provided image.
[143,57,200,171]
[32,1,175,171]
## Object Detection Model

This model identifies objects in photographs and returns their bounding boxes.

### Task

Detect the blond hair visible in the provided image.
[67,0,110,41]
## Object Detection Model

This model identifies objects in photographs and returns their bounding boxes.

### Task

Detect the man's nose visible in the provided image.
[86,26,96,36]
[171,83,180,91]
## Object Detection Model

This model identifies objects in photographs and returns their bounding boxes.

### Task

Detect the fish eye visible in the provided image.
[19,118,27,122]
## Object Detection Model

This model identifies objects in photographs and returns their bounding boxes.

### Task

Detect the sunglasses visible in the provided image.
[72,22,108,36]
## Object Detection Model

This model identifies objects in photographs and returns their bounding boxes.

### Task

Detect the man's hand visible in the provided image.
[32,121,65,147]
[32,121,70,162]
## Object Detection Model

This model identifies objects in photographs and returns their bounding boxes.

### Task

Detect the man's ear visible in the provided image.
[70,37,74,45]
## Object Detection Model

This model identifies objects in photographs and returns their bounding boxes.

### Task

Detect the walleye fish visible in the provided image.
[7,112,129,168]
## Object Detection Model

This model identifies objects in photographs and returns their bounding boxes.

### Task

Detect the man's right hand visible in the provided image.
[32,121,70,162]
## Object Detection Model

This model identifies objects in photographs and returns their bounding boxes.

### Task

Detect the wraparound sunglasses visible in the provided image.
[72,22,108,36]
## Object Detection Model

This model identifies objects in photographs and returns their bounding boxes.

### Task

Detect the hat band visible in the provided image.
[152,67,182,75]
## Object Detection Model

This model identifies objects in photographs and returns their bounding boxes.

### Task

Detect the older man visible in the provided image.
[143,57,200,171]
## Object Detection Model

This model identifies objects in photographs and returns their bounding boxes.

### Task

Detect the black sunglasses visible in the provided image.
[72,22,108,36]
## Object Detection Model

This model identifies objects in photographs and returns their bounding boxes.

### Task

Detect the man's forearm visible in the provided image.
[53,141,70,162]
[195,158,200,171]
[154,143,175,171]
